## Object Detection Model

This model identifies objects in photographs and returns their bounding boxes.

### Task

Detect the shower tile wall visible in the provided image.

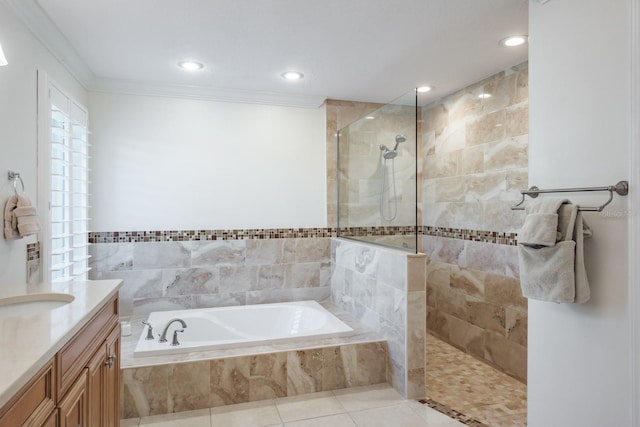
[326,100,384,228]
[420,63,529,382]
[330,238,426,399]
[89,237,332,318]
[337,105,416,227]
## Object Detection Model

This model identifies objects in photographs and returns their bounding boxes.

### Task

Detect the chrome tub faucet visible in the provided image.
[159,318,188,343]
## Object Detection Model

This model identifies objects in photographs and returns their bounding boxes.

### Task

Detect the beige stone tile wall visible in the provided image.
[326,100,384,228]
[421,63,529,382]
[331,238,426,398]
[121,341,388,418]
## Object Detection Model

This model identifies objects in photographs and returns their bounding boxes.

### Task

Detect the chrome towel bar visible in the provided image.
[511,180,629,212]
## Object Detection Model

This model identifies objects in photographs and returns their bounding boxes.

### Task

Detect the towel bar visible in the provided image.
[511,180,629,212]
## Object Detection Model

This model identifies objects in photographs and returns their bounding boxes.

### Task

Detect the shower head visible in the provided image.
[392,134,406,151]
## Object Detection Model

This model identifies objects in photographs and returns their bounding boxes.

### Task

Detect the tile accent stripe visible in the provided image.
[422,226,518,246]
[338,226,417,237]
[26,242,40,261]
[418,399,489,427]
[89,228,338,243]
[89,226,518,245]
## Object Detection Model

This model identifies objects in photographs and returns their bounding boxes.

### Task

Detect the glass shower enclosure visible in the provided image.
[337,90,418,252]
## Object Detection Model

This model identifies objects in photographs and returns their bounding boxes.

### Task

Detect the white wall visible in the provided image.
[89,93,327,231]
[528,1,632,426]
[0,3,87,284]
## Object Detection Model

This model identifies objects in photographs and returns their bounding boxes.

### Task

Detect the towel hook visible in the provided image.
[7,171,25,196]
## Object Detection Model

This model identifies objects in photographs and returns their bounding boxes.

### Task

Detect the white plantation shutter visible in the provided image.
[39,73,90,282]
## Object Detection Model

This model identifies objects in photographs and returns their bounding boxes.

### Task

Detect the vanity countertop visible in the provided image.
[0,279,122,410]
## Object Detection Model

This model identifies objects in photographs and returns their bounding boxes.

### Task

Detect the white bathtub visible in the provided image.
[133,300,354,357]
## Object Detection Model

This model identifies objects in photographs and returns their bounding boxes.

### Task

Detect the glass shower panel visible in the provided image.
[337,90,417,252]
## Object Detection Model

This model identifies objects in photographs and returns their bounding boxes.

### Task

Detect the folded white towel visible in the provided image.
[15,196,40,237]
[3,195,40,239]
[518,199,567,246]
[518,200,591,303]
[3,195,20,240]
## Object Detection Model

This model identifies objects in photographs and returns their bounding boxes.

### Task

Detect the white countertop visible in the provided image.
[0,280,122,410]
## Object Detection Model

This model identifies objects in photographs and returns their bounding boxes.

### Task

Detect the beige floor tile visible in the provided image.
[332,383,404,412]
[276,391,346,422]
[138,408,211,427]
[121,419,140,427]
[210,399,282,426]
[349,403,426,427]
[284,413,356,427]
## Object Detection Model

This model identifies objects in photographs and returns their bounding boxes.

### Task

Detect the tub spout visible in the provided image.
[159,318,188,343]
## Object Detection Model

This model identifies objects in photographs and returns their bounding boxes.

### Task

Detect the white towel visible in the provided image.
[518,200,591,303]
[518,199,568,247]
[14,196,40,237]
[3,195,40,239]
[3,195,20,240]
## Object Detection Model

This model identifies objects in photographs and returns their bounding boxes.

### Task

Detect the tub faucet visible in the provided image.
[141,321,154,340]
[171,329,184,346]
[159,318,188,343]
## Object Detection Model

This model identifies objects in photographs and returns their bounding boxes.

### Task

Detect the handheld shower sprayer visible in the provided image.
[393,134,406,151]
[379,134,406,159]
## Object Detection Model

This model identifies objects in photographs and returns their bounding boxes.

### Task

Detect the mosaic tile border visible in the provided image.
[422,226,518,246]
[89,226,518,245]
[338,226,417,237]
[417,399,489,427]
[26,242,40,261]
[89,228,338,243]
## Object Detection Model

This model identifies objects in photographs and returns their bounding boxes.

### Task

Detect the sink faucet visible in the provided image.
[158,318,187,343]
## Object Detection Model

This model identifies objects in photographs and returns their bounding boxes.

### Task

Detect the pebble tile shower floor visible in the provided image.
[426,334,527,427]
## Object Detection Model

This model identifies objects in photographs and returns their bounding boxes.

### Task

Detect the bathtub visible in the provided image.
[134,300,354,357]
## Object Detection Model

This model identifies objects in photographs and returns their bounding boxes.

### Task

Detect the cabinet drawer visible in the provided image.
[0,358,56,427]
[57,295,118,398]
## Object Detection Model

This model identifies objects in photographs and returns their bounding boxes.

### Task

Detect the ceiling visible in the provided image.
[7,0,528,107]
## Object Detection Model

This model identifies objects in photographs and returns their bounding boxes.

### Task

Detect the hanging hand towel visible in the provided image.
[518,199,568,247]
[3,195,20,240]
[13,195,40,237]
[518,200,591,303]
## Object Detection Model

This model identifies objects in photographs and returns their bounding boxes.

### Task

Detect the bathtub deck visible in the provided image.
[120,301,384,369]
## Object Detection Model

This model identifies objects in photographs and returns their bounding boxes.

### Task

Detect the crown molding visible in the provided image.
[2,0,326,108]
[88,78,327,108]
[1,0,94,87]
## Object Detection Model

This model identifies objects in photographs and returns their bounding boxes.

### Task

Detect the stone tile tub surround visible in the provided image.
[420,62,528,382]
[330,238,426,399]
[89,236,333,318]
[121,341,388,418]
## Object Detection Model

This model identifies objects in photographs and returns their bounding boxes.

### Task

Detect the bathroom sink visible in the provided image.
[0,293,75,318]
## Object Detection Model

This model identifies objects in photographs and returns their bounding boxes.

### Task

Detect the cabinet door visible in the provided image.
[42,409,58,427]
[58,370,88,427]
[86,341,106,427]
[104,325,121,427]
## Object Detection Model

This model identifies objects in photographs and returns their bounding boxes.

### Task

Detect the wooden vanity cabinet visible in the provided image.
[0,294,120,427]
[0,359,56,427]
[57,370,88,427]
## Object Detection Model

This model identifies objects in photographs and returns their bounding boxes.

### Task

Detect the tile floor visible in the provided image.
[426,334,527,427]
[121,383,466,427]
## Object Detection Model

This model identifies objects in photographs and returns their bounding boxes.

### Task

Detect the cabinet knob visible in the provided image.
[105,354,117,367]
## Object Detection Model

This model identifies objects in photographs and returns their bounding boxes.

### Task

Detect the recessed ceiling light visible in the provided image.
[178,61,204,71]
[282,71,304,81]
[417,86,433,93]
[365,116,375,120]
[478,93,492,99]
[499,35,528,47]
